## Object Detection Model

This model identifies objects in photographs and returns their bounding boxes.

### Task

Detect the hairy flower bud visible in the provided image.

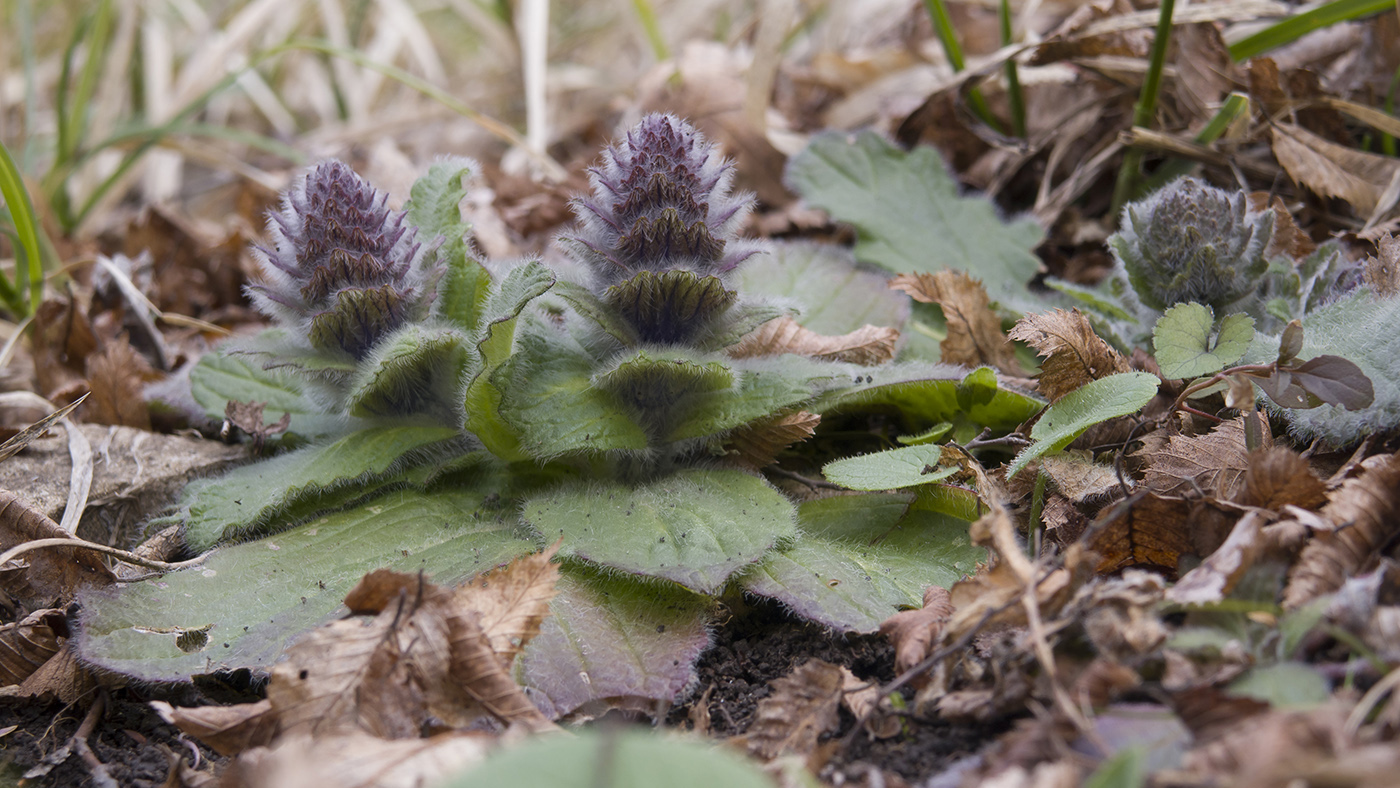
[562,114,760,287]
[248,160,442,360]
[1110,178,1274,311]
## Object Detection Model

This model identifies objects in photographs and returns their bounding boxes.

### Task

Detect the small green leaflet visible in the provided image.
[403,159,491,332]
[785,131,1044,311]
[823,444,956,490]
[1152,302,1255,379]
[1006,371,1159,479]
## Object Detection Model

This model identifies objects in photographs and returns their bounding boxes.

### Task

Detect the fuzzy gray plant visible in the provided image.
[1110,177,1274,312]
[248,160,443,361]
[562,113,762,289]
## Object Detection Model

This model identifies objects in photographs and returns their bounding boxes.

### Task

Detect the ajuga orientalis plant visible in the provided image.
[78,117,1047,721]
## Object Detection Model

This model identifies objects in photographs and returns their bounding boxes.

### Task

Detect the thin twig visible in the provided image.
[765,466,842,490]
[0,537,208,574]
[73,692,118,788]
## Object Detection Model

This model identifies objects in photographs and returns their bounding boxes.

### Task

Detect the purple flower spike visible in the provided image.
[248,160,442,360]
[563,114,760,287]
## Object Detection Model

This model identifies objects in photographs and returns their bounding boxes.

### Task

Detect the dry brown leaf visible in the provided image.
[891,271,1022,374]
[151,699,278,756]
[1234,446,1327,511]
[723,411,820,470]
[1166,511,1265,606]
[738,659,844,761]
[1283,452,1400,609]
[9,640,93,705]
[84,338,153,429]
[1272,123,1400,217]
[0,490,116,609]
[1041,451,1123,503]
[839,667,900,739]
[1173,23,1239,121]
[437,607,554,732]
[1078,570,1168,661]
[0,608,62,686]
[1182,702,1352,781]
[223,400,291,453]
[1030,0,1151,65]
[1364,233,1400,296]
[1091,493,1237,575]
[1248,192,1317,261]
[222,731,489,788]
[450,539,561,671]
[1138,417,1264,500]
[878,586,955,680]
[1070,659,1142,711]
[1007,309,1129,402]
[729,316,897,366]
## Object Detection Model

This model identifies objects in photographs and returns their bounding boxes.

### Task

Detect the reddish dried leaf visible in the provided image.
[1234,446,1327,511]
[85,338,154,429]
[738,659,844,761]
[0,490,116,608]
[723,411,820,470]
[151,699,278,756]
[729,316,897,366]
[1091,493,1236,575]
[878,586,955,679]
[891,271,1022,374]
[1008,309,1129,402]
[1364,233,1400,296]
[0,608,62,686]
[1283,452,1400,609]
[13,640,93,705]
[1249,193,1317,262]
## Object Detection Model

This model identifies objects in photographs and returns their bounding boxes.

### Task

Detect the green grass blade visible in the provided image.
[922,0,1005,134]
[631,0,670,61]
[0,141,43,317]
[64,0,115,161]
[1000,0,1026,138]
[1229,0,1395,62]
[1112,0,1177,215]
[1139,92,1251,192]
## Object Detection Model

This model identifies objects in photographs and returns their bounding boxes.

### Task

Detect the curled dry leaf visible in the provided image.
[1077,570,1168,661]
[0,608,62,687]
[1166,511,1264,606]
[1363,233,1400,296]
[1007,309,1129,403]
[1138,417,1262,500]
[1248,192,1317,262]
[84,338,154,429]
[879,586,955,680]
[723,411,820,470]
[222,731,489,788]
[728,316,897,366]
[1271,123,1400,218]
[8,640,93,705]
[737,659,844,762]
[223,399,291,453]
[840,666,900,739]
[1283,452,1400,609]
[1233,446,1326,511]
[0,490,115,609]
[891,271,1022,375]
[152,699,278,757]
[450,540,561,671]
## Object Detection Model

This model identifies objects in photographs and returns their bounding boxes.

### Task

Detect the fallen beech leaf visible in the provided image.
[223,731,489,788]
[1272,123,1400,217]
[1234,446,1326,511]
[1283,452,1400,609]
[729,316,897,366]
[1138,417,1264,500]
[1008,309,1129,402]
[0,490,116,608]
[1248,193,1316,262]
[1166,511,1264,606]
[1091,493,1236,575]
[879,586,954,679]
[84,338,154,429]
[10,641,93,705]
[1363,233,1400,295]
[891,271,1021,374]
[738,659,844,761]
[0,608,62,686]
[1041,451,1123,503]
[840,666,900,739]
[723,411,820,469]
[451,540,561,670]
[151,699,278,756]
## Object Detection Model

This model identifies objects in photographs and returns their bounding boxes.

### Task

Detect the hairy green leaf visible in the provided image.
[737,241,910,335]
[739,494,983,632]
[515,569,710,720]
[785,131,1043,309]
[1007,372,1159,478]
[344,324,471,422]
[404,159,490,332]
[78,486,533,681]
[1152,303,1254,379]
[667,355,846,443]
[823,444,956,490]
[464,261,557,459]
[816,363,1044,433]
[1227,662,1331,708]
[188,350,343,442]
[550,280,640,345]
[522,469,796,594]
[182,424,466,551]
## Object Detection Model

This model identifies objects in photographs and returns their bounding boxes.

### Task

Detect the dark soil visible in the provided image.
[2,600,999,787]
